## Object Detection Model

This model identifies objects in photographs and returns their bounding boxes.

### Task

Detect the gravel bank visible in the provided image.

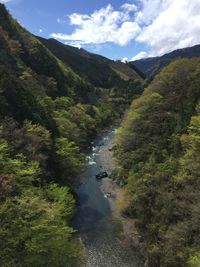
[99,130,142,247]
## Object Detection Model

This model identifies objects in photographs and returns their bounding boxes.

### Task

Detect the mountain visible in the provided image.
[0,3,144,125]
[1,3,200,267]
[130,44,200,77]
[0,4,99,123]
[37,37,143,88]
[115,58,200,267]
[0,4,144,266]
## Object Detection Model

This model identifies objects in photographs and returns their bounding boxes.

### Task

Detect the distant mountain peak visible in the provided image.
[130,44,200,77]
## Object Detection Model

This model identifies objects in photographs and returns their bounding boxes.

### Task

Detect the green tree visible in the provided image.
[55,137,85,180]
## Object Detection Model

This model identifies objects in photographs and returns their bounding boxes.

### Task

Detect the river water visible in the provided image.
[73,128,144,267]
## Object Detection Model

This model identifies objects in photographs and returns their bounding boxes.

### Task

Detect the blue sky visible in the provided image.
[2,0,200,61]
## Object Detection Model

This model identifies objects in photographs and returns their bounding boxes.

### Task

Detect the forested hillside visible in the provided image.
[2,2,200,267]
[0,4,143,266]
[37,37,142,88]
[114,58,200,267]
[131,44,200,78]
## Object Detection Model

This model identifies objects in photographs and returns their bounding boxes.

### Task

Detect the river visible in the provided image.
[73,128,144,267]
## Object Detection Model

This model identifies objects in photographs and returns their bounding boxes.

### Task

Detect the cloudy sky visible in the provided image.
[2,0,200,61]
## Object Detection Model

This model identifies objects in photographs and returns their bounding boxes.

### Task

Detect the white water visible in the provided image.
[73,129,144,267]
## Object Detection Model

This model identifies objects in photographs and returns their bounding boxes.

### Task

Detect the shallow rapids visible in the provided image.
[73,128,144,267]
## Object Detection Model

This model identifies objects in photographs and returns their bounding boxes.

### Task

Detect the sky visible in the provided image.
[1,0,200,61]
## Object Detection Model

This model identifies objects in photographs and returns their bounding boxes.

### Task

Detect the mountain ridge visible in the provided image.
[130,44,200,77]
[37,36,143,88]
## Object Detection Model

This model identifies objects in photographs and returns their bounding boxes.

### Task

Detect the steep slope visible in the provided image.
[0,4,91,266]
[130,44,200,77]
[0,4,96,99]
[109,60,143,81]
[0,5,103,127]
[0,4,138,266]
[0,3,133,130]
[0,4,145,266]
[114,58,200,267]
[37,37,143,88]
[0,2,144,148]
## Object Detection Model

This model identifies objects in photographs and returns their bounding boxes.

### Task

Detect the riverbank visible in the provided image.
[99,129,143,249]
[73,127,144,266]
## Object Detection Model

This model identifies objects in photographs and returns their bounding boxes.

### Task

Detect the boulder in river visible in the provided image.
[96,171,108,179]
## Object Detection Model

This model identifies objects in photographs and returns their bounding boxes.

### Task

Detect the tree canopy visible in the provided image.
[114,59,200,267]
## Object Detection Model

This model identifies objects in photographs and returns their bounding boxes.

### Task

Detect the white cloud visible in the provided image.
[121,2,138,13]
[121,57,129,63]
[135,0,170,25]
[51,0,200,58]
[136,0,200,56]
[39,29,43,33]
[70,42,81,49]
[131,51,149,61]
[50,3,141,46]
[0,0,13,2]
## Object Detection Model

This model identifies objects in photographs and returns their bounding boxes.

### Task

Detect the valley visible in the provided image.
[73,128,144,267]
[0,3,200,267]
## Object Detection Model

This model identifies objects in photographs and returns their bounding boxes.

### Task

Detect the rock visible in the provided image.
[96,171,108,179]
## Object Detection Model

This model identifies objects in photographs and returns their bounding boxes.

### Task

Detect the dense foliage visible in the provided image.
[0,4,143,266]
[38,37,142,89]
[115,59,200,267]
[1,2,200,266]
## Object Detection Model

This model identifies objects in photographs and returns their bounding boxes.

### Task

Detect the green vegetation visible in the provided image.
[37,37,142,89]
[114,59,200,267]
[2,2,200,266]
[0,136,84,267]
[0,4,143,266]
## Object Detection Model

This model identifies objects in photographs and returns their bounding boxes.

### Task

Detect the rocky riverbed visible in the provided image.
[73,128,144,267]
